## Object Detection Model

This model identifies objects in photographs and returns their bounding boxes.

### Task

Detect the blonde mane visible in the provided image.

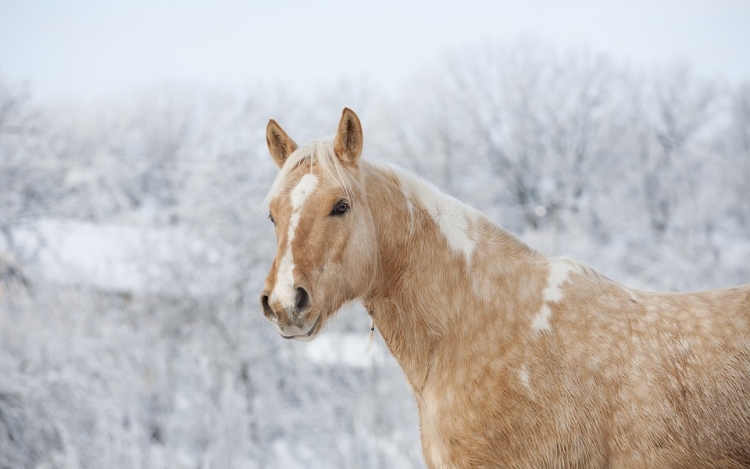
[265,140,354,205]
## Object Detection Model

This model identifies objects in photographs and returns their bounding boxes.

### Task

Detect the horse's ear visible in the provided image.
[333,108,363,166]
[266,119,298,169]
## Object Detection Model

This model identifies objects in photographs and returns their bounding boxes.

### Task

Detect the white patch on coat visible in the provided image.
[532,260,574,332]
[532,305,553,332]
[387,164,478,264]
[270,174,318,309]
[518,364,533,395]
[402,190,416,234]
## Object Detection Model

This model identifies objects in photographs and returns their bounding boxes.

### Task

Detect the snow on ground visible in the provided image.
[10,219,230,296]
[305,332,389,368]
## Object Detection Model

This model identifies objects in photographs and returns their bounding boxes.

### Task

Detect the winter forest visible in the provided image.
[1,41,750,468]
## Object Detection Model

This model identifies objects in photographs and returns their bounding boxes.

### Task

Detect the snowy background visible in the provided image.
[1,1,750,468]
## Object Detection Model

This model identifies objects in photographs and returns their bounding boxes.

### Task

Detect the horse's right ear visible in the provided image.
[266,119,298,169]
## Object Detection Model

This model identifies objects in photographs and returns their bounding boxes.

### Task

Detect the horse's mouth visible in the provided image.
[280,314,321,341]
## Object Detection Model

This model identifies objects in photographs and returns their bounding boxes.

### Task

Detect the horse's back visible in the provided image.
[575,280,750,467]
[424,273,750,468]
[642,284,750,465]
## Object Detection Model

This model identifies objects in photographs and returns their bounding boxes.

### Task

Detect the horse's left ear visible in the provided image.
[333,108,363,166]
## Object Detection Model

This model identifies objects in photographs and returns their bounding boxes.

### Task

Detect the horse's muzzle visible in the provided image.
[260,285,317,339]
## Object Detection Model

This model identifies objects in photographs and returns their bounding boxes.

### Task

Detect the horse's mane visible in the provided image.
[264,140,354,204]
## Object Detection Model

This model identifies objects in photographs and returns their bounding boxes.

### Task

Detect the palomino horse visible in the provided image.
[260,108,750,468]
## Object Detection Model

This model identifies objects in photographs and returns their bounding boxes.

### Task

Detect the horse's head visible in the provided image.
[260,108,377,341]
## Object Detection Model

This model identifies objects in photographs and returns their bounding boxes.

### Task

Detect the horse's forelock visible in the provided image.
[264,140,355,205]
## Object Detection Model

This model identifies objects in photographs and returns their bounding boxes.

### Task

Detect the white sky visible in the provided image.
[1,0,749,101]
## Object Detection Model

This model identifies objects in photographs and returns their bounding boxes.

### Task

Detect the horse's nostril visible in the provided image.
[261,294,275,320]
[295,287,311,315]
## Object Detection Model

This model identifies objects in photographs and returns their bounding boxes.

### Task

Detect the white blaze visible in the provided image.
[270,174,319,309]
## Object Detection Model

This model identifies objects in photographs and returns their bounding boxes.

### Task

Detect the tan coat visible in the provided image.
[261,109,750,468]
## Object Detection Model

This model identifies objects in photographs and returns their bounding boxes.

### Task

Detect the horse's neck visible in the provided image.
[360,163,541,393]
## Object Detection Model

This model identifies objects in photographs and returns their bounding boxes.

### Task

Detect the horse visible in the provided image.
[259,108,750,468]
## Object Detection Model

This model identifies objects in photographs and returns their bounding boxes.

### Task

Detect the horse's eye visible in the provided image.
[268,212,275,224]
[331,200,349,216]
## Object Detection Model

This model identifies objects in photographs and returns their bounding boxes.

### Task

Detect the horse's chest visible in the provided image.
[419,388,455,469]
[418,380,488,469]
[416,358,559,468]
